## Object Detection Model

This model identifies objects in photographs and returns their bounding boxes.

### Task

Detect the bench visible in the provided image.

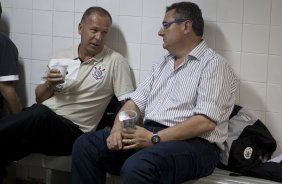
[14,154,280,184]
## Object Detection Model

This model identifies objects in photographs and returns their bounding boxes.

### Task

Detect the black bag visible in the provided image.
[218,105,281,182]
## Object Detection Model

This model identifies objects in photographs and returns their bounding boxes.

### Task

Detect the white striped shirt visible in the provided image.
[130,40,237,149]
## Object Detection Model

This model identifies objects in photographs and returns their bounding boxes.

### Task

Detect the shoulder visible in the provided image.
[104,46,126,62]
[0,32,10,47]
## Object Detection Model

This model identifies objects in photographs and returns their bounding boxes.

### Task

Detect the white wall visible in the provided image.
[1,0,282,156]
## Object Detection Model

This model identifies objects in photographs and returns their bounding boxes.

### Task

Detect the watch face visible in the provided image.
[151,134,160,144]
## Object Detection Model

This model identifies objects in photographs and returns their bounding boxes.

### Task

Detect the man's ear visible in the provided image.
[183,20,193,34]
[78,23,82,35]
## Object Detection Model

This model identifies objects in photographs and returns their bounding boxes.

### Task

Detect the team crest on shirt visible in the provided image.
[91,66,105,80]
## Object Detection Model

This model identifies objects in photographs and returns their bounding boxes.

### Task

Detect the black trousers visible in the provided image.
[0,103,83,179]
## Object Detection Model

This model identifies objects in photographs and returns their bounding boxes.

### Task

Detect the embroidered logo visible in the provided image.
[92,66,105,80]
[243,147,253,160]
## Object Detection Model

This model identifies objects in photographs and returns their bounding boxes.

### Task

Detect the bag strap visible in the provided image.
[229,105,242,119]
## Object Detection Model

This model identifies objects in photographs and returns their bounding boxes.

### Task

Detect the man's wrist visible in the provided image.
[43,81,54,89]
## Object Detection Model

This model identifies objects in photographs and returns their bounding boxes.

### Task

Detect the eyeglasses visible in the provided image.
[161,19,189,30]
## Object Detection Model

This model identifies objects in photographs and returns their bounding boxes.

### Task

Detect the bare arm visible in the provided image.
[0,81,22,114]
[35,68,64,103]
[157,115,216,141]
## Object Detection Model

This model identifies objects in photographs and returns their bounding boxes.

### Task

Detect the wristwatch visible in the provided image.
[151,133,161,144]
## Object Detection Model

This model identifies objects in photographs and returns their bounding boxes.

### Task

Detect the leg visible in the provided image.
[0,104,83,178]
[121,138,219,184]
[70,130,134,184]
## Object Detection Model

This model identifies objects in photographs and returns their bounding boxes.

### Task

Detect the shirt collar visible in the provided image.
[165,40,208,62]
[188,40,208,61]
[75,45,109,63]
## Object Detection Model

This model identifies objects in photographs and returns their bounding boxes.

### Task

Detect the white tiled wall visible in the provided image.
[1,0,282,164]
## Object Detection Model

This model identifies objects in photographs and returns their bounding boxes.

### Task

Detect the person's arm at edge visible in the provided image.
[35,80,55,103]
[157,114,216,143]
[0,81,22,113]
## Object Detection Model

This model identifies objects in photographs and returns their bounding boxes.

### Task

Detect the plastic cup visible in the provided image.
[119,110,137,128]
[52,65,68,79]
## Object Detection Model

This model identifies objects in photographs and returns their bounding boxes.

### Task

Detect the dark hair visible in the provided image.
[166,2,204,37]
[80,6,112,24]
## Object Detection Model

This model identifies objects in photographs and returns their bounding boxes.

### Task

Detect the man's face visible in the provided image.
[158,10,185,51]
[78,13,111,56]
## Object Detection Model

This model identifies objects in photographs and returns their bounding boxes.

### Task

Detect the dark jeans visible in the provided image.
[70,122,220,184]
[0,103,83,180]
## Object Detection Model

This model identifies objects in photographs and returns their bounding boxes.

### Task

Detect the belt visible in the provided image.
[144,120,168,128]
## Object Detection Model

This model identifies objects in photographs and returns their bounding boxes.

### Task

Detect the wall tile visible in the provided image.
[132,69,140,85]
[53,11,75,37]
[239,81,266,111]
[118,16,142,43]
[271,0,282,26]
[268,55,282,85]
[31,35,52,60]
[74,0,97,13]
[1,0,12,7]
[235,82,240,105]
[217,51,241,77]
[143,0,166,18]
[19,58,31,84]
[203,22,217,50]
[120,0,142,16]
[240,53,267,82]
[242,24,269,53]
[266,112,282,142]
[52,37,74,56]
[269,26,282,55]
[267,84,282,113]
[74,12,83,38]
[193,0,217,22]
[97,0,119,16]
[54,0,74,12]
[123,43,141,70]
[106,17,120,51]
[32,10,53,36]
[243,0,271,25]
[12,9,32,34]
[141,44,165,70]
[33,0,53,10]
[142,17,163,44]
[217,0,243,23]
[272,142,282,158]
[12,0,32,9]
[11,33,32,59]
[30,60,48,85]
[216,23,242,52]
[248,109,266,122]
[29,84,36,106]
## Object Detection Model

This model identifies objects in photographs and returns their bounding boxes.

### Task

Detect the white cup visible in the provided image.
[119,110,137,128]
[52,65,68,79]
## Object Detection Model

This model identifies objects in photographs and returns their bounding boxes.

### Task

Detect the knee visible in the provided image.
[121,154,153,180]
[72,134,87,157]
[72,130,109,160]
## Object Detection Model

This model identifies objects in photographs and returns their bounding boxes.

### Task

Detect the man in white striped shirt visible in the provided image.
[71,2,237,184]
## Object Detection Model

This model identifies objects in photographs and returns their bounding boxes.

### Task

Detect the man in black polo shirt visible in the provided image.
[0,2,22,116]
